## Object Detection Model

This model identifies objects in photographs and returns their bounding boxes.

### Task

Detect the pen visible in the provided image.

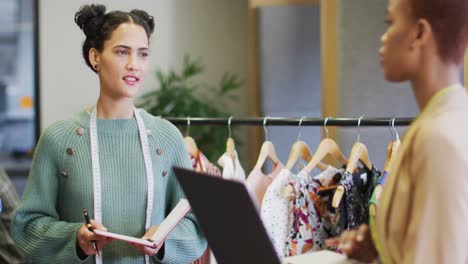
[82,208,99,256]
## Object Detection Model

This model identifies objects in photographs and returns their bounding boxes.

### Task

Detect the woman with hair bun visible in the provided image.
[12,4,207,263]
[326,0,468,263]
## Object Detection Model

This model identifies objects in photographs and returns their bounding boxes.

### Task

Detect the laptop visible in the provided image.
[173,167,359,264]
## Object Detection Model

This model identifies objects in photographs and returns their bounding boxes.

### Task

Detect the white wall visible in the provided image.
[259,6,322,164]
[39,0,248,129]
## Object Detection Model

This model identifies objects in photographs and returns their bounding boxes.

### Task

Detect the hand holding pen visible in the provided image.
[82,209,99,256]
[77,209,112,256]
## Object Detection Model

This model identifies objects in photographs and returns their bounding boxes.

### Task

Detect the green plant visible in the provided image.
[136,55,243,161]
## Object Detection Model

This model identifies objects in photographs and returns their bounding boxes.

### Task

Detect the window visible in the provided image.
[0,0,39,176]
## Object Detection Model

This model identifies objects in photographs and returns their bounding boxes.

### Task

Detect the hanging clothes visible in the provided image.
[190,150,221,264]
[191,150,222,177]
[338,166,380,231]
[261,168,296,258]
[245,162,284,207]
[285,166,343,256]
[312,166,343,243]
[217,151,245,182]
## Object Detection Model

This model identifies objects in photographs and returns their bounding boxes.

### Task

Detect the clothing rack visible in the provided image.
[165,117,413,126]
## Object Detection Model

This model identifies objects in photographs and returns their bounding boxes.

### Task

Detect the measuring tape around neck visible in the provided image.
[90,106,154,263]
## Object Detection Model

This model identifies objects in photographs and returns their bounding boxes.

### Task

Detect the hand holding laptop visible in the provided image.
[172,167,363,264]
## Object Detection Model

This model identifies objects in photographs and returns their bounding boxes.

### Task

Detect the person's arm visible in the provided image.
[408,128,468,264]
[325,225,378,263]
[152,122,207,264]
[11,126,89,263]
[0,169,25,263]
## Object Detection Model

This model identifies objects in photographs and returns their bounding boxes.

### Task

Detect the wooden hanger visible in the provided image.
[226,138,236,160]
[286,141,328,171]
[388,118,401,168]
[254,117,280,171]
[304,117,348,174]
[283,118,328,199]
[184,137,199,157]
[333,117,372,208]
[254,141,280,170]
[183,117,199,158]
[370,119,401,216]
[226,117,237,160]
[285,117,328,171]
[297,118,348,200]
[390,139,400,164]
[382,141,393,172]
[329,142,372,209]
[345,142,372,173]
[383,118,398,172]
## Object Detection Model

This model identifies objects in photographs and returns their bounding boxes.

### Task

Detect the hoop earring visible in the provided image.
[93,64,99,71]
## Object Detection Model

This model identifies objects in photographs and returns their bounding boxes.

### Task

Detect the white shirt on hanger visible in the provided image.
[217,151,246,182]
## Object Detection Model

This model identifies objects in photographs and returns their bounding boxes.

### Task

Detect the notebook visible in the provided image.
[94,199,191,248]
[173,167,361,264]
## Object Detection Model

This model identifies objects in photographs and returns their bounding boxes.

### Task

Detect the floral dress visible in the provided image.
[286,166,343,256]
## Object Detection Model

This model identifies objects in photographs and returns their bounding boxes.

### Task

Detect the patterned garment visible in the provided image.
[261,168,296,258]
[339,166,380,231]
[0,169,26,264]
[191,150,222,177]
[313,167,343,243]
[286,167,343,256]
[190,151,221,264]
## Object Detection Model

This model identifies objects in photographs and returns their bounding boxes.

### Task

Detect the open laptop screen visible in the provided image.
[173,166,281,264]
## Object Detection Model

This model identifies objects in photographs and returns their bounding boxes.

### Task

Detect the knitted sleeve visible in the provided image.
[11,124,87,264]
[153,120,207,264]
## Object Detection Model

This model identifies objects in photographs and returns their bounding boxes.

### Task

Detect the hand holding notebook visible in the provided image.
[94,199,191,249]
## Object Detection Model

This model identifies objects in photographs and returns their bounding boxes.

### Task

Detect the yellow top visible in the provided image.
[374,84,468,264]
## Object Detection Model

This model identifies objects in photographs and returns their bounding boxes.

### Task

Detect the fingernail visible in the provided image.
[341,242,350,250]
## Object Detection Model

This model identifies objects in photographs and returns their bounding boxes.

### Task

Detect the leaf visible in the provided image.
[183,55,204,79]
[138,55,243,160]
[219,73,243,94]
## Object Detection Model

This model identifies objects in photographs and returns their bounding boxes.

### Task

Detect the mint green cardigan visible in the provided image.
[12,109,207,264]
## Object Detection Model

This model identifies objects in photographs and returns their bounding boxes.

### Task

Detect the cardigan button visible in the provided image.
[162,171,168,177]
[146,129,152,136]
[156,148,163,156]
[66,148,73,155]
[60,171,68,177]
[76,127,85,136]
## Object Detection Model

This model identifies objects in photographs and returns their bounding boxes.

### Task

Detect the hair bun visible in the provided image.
[130,9,155,34]
[75,4,106,36]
